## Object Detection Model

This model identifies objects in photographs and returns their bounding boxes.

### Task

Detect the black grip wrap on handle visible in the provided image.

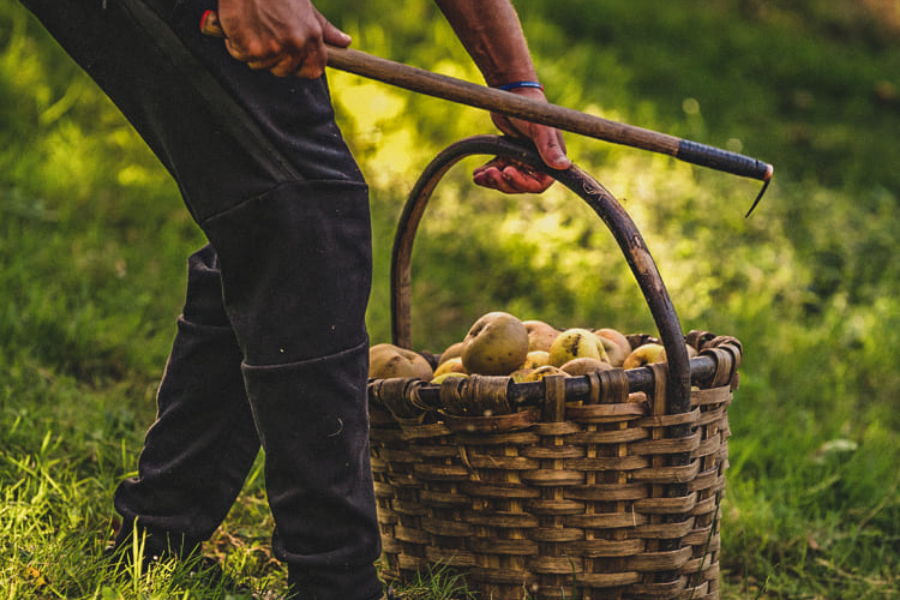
[677,139,772,181]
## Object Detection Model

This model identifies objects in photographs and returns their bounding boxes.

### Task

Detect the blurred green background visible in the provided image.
[1,0,898,597]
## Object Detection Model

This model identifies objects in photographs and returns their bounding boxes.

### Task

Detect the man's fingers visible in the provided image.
[225,33,325,78]
[292,37,327,78]
[473,159,555,194]
[500,166,554,193]
[270,56,306,77]
[242,54,301,77]
[224,37,257,63]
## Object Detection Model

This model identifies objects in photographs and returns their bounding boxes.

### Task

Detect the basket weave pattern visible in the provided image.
[369,336,740,600]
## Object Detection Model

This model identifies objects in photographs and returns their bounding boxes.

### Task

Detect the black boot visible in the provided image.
[113,245,261,559]
[202,180,382,600]
[242,342,382,600]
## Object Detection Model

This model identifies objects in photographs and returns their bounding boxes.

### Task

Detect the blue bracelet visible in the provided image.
[494,81,544,92]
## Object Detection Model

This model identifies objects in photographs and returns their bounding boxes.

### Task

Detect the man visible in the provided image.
[18,0,569,598]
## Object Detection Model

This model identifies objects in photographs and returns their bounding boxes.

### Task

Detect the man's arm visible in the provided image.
[433,0,537,88]
[435,0,571,193]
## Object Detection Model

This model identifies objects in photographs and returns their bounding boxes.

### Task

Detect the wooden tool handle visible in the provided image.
[200,10,773,184]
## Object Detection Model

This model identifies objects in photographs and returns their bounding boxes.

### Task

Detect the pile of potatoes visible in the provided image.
[369,311,695,384]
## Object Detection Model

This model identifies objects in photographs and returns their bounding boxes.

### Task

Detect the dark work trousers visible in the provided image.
[19,0,382,598]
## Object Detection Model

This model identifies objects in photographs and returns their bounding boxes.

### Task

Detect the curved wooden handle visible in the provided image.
[391,135,692,417]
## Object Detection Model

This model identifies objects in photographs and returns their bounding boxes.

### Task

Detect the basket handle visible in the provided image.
[391,135,691,416]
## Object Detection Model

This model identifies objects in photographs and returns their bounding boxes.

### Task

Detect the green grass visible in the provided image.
[2,0,899,598]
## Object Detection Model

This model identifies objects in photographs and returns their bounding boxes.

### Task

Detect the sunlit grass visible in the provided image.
[2,0,899,598]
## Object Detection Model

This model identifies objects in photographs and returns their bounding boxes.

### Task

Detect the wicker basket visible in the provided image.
[367,136,742,600]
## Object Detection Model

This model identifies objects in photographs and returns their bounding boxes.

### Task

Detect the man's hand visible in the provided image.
[432,0,570,193]
[217,0,351,78]
[473,86,570,193]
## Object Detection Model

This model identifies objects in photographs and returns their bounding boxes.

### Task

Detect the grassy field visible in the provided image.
[2,0,899,598]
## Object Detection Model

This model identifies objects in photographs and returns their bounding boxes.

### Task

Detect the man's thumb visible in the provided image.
[318,14,352,48]
[540,134,571,170]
